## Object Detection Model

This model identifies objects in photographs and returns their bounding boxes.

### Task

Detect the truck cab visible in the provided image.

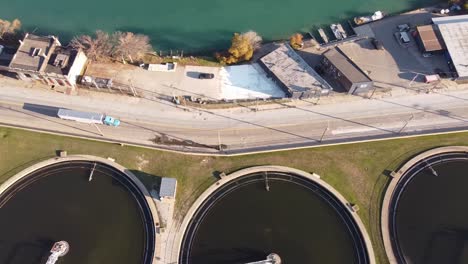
[103,116,121,126]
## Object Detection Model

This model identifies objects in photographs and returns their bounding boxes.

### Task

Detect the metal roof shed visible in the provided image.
[322,48,373,94]
[416,25,444,52]
[159,177,177,199]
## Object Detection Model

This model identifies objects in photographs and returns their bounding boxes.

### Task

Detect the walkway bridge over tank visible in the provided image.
[245,253,281,264]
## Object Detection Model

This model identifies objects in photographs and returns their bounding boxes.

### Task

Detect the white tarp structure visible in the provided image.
[219,64,285,100]
[147,62,177,72]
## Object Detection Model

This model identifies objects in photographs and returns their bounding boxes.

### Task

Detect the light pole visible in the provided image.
[398,114,414,134]
[93,123,104,137]
[368,85,378,99]
[320,121,330,142]
[408,73,421,88]
[218,130,222,150]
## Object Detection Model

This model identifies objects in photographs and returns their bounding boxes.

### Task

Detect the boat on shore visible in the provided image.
[336,24,347,39]
[330,24,347,40]
[354,11,384,25]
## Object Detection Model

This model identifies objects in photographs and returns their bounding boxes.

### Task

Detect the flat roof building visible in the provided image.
[7,33,87,89]
[159,177,177,200]
[433,15,468,82]
[259,44,332,99]
[321,48,373,95]
[416,25,444,53]
[9,34,61,72]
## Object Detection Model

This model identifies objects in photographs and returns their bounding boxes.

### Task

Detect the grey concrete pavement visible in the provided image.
[1,78,468,153]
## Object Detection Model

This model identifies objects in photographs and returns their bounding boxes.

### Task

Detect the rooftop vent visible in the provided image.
[30,48,42,57]
[53,54,69,68]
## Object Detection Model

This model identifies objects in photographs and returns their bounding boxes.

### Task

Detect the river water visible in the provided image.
[0,0,440,53]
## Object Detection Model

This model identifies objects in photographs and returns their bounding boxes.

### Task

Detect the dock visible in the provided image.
[337,24,348,39]
[318,28,329,43]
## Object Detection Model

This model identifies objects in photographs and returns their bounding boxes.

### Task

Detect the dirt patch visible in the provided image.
[136,154,149,170]
[85,62,136,79]
[150,134,223,150]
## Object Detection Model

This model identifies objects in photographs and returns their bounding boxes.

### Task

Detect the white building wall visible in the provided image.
[66,51,88,86]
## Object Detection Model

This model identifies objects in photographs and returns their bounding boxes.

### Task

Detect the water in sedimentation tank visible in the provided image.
[181,172,369,264]
[393,160,468,263]
[0,162,148,264]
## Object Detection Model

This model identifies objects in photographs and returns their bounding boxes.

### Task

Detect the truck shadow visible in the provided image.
[22,103,63,117]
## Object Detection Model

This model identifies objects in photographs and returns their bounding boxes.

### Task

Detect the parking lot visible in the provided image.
[339,9,450,91]
[86,62,284,101]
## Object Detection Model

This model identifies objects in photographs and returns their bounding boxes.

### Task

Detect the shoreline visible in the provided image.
[147,3,448,56]
[0,3,448,56]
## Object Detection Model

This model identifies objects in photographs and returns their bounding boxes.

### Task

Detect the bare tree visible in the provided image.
[70,30,112,61]
[241,30,262,50]
[0,18,21,40]
[112,31,152,63]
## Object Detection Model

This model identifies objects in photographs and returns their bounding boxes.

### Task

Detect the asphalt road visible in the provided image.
[1,83,468,154]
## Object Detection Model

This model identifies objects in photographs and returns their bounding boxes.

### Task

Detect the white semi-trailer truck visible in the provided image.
[57,109,120,127]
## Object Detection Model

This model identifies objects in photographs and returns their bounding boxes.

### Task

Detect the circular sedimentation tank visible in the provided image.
[382,147,468,264]
[178,166,374,264]
[0,157,156,264]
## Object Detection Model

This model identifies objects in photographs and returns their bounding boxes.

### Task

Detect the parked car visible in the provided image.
[198,73,214,79]
[422,52,433,58]
[371,38,384,50]
[397,24,410,32]
[394,31,411,44]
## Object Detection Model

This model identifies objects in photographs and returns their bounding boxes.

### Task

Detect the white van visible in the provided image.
[399,32,411,43]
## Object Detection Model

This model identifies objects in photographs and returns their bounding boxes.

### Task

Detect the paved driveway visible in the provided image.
[341,9,450,92]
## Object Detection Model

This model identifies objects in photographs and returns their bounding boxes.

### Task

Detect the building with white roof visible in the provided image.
[433,15,468,82]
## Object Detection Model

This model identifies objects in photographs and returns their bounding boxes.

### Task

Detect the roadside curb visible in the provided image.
[2,122,468,157]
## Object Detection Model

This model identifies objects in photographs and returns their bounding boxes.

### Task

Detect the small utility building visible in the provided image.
[159,177,177,200]
[415,25,444,53]
[321,48,373,95]
[259,44,332,99]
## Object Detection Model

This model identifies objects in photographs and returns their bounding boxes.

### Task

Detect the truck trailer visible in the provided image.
[57,109,120,126]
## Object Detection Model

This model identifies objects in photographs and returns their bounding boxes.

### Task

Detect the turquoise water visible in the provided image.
[0,0,440,53]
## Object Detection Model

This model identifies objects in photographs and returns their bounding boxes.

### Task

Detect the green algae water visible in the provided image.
[0,0,440,53]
